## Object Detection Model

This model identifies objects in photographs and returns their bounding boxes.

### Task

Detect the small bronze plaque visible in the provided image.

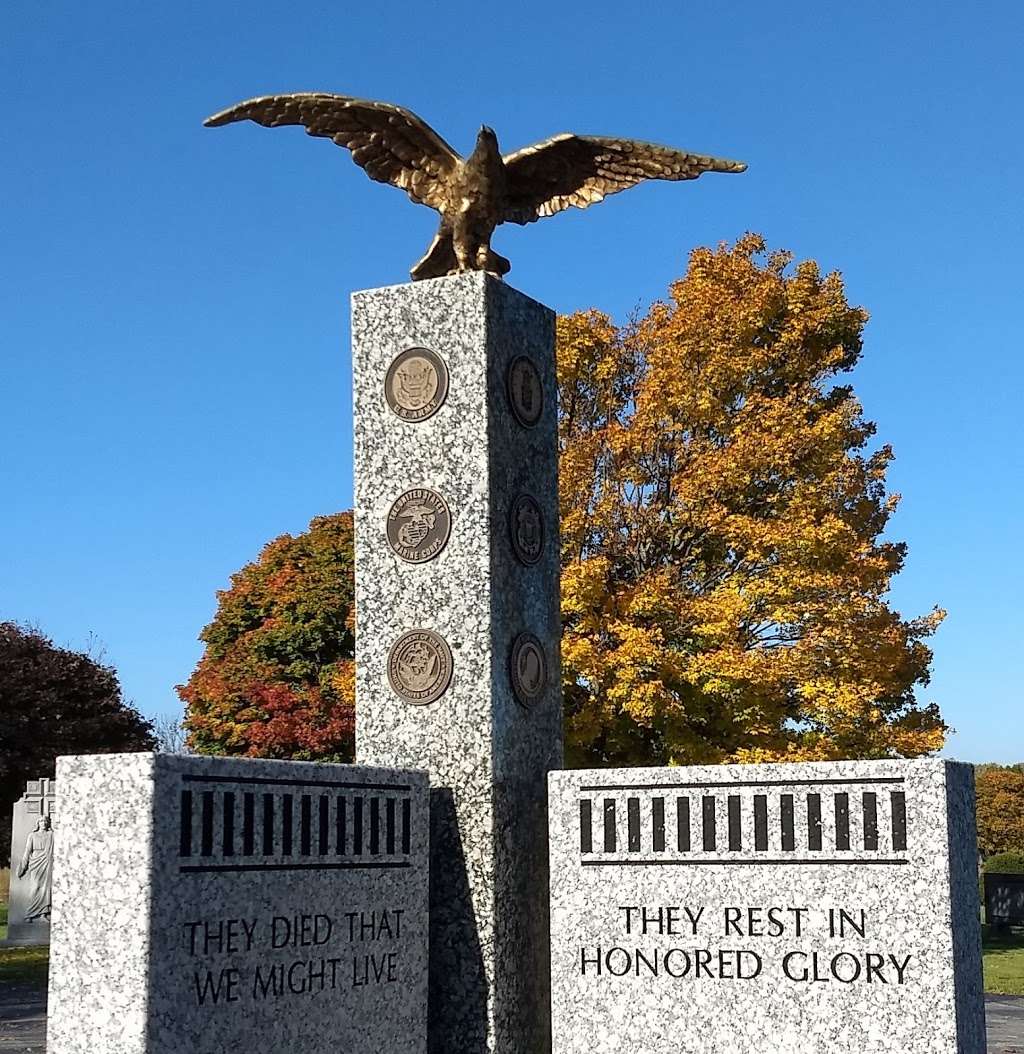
[510,494,544,566]
[510,632,547,708]
[385,347,449,422]
[388,629,453,705]
[507,355,543,427]
[387,488,452,563]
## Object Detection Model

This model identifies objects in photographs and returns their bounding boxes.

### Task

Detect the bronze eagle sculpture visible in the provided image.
[204,94,747,281]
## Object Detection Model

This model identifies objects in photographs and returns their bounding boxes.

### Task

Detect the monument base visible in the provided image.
[47,753,430,1054]
[549,759,986,1054]
[0,934,51,948]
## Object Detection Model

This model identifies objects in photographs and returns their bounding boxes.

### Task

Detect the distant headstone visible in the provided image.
[549,760,985,1054]
[4,776,57,947]
[984,871,1024,926]
[47,753,429,1054]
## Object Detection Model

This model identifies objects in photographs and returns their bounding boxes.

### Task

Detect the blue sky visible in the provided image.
[2,1,1021,761]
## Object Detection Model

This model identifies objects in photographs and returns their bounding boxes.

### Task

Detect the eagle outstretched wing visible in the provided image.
[204,94,461,211]
[502,134,747,225]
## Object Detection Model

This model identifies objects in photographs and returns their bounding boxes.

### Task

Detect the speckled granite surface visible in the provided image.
[353,273,563,1053]
[46,753,428,1054]
[549,760,985,1054]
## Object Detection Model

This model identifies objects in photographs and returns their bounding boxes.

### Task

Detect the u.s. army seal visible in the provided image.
[385,347,449,422]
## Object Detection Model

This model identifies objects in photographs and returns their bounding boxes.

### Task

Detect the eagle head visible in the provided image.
[477,125,499,149]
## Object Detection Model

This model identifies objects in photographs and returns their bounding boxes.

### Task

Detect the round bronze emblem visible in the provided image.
[388,629,453,705]
[510,494,544,566]
[387,488,452,563]
[510,632,547,708]
[385,347,449,422]
[507,355,543,427]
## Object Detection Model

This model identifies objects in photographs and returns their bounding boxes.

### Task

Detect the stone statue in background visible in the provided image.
[204,93,746,281]
[17,815,54,923]
[2,778,56,947]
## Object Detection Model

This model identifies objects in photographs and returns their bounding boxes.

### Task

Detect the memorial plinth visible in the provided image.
[353,272,564,1054]
[46,753,429,1054]
[549,759,985,1054]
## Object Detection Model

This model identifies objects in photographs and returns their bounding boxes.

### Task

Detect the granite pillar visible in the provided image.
[353,272,563,1054]
[3,776,57,947]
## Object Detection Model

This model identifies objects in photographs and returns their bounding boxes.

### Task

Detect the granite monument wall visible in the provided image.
[47,753,429,1054]
[549,759,985,1054]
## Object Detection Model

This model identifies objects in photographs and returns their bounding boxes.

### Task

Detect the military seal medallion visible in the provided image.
[385,347,449,422]
[510,494,544,566]
[388,629,453,705]
[387,488,452,563]
[507,355,543,427]
[510,632,547,708]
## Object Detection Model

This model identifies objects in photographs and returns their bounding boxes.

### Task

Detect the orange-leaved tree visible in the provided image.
[181,235,946,768]
[558,234,945,765]
[178,513,356,760]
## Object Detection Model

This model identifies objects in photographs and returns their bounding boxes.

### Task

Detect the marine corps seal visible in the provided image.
[387,488,452,563]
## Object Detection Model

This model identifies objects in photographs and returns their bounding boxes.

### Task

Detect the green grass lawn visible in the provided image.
[983,925,1024,996]
[0,942,49,986]
[0,897,51,986]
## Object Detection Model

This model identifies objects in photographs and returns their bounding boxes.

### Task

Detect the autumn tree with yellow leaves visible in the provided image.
[182,235,946,769]
[974,764,1024,857]
[558,235,945,766]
